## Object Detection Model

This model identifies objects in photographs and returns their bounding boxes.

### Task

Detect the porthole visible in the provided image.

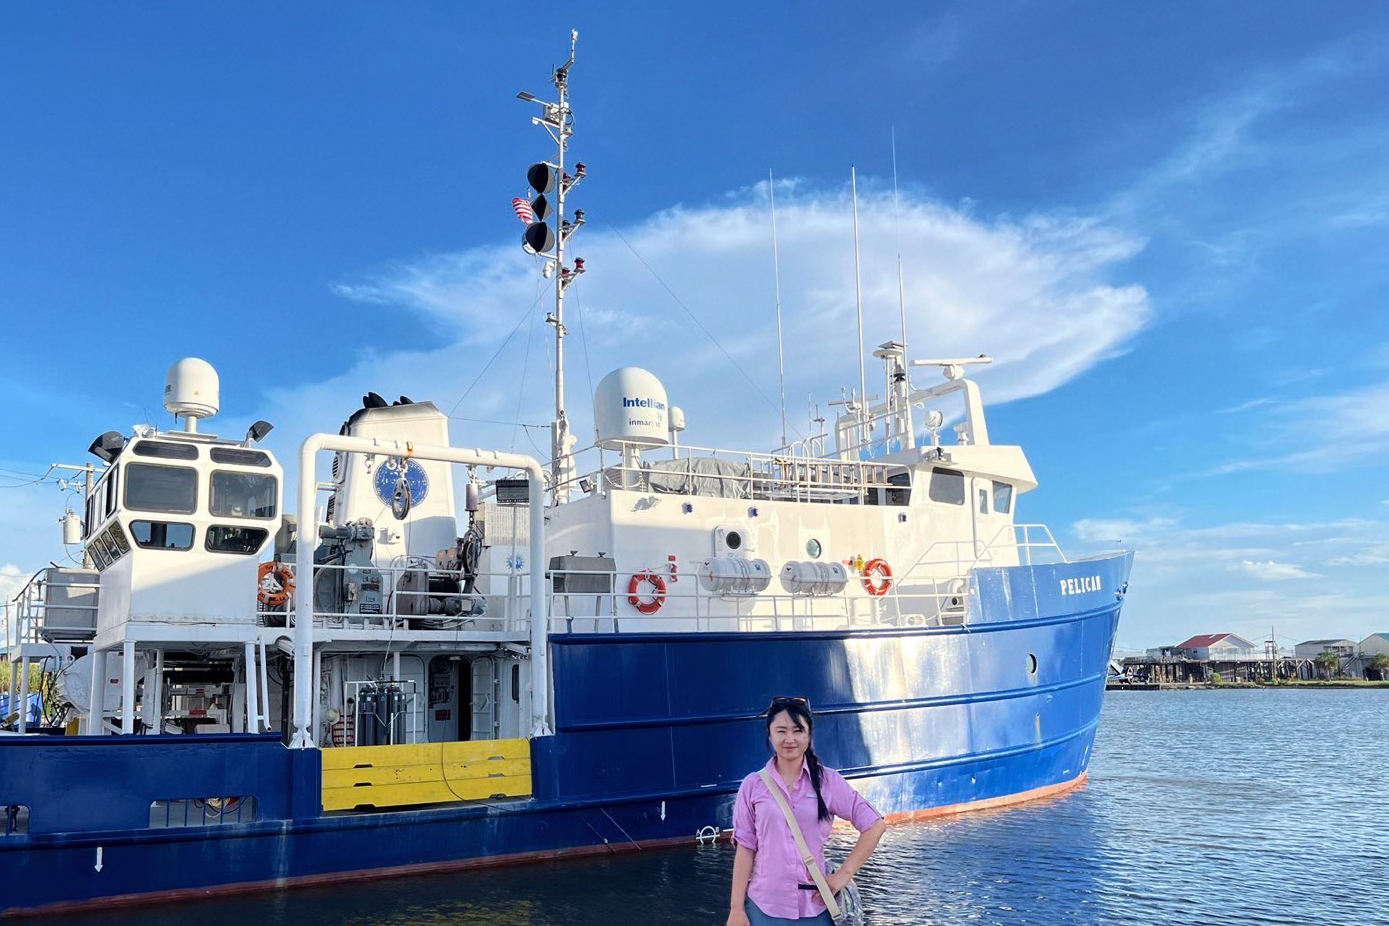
[1027,653,1038,676]
[725,530,742,551]
[806,539,822,559]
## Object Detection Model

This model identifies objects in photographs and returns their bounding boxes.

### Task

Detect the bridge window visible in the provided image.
[125,463,198,515]
[206,525,268,555]
[132,440,198,461]
[104,468,118,517]
[93,522,132,566]
[131,521,195,551]
[85,492,97,540]
[993,481,1013,515]
[108,522,131,556]
[210,447,272,467]
[928,468,965,505]
[887,471,911,506]
[210,471,278,519]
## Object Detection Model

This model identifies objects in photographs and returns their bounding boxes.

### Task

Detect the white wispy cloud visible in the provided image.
[1198,376,1389,476]
[273,182,1149,460]
[1235,560,1322,581]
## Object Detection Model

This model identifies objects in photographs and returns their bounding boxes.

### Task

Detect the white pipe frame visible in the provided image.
[293,435,549,749]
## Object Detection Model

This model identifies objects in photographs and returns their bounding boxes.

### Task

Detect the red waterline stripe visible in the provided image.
[4,772,1087,919]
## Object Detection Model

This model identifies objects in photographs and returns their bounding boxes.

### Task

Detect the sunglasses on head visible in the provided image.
[767,696,810,711]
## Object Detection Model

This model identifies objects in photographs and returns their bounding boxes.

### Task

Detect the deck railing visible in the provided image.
[553,442,901,503]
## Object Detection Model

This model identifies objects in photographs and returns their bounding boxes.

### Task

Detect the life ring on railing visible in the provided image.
[257,561,295,608]
[628,570,667,614]
[860,558,892,597]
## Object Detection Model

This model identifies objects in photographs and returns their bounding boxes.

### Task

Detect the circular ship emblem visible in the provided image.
[374,458,430,509]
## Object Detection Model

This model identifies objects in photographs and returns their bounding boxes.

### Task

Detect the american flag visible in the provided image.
[512,197,535,225]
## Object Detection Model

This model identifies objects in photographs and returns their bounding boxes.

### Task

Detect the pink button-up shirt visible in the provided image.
[733,757,882,920]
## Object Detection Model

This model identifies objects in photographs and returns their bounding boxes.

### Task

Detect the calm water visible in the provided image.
[64,691,1389,926]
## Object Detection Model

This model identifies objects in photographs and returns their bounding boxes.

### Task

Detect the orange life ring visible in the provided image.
[861,558,892,596]
[257,561,295,608]
[627,570,667,614]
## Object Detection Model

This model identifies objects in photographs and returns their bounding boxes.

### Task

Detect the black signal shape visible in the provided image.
[529,193,552,223]
[527,162,556,194]
[522,162,558,254]
[524,222,557,254]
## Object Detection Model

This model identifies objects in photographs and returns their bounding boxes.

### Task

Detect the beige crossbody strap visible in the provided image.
[759,768,842,919]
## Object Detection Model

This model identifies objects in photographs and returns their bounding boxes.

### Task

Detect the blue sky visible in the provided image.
[2,3,1387,649]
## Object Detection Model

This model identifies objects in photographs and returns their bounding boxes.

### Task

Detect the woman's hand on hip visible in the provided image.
[826,868,851,895]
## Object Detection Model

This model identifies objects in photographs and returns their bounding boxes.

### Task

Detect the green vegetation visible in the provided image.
[1314,651,1341,679]
[0,662,44,692]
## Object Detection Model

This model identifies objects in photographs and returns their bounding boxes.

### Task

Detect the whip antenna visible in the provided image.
[770,170,788,450]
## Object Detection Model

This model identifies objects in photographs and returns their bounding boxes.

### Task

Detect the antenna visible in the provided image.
[516,31,586,503]
[851,166,868,444]
[891,128,908,354]
[770,170,788,449]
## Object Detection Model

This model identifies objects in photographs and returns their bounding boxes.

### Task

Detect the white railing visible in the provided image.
[290,560,530,637]
[542,562,970,634]
[554,442,901,503]
[902,523,1068,582]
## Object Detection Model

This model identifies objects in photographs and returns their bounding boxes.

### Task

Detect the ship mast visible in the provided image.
[517,30,585,504]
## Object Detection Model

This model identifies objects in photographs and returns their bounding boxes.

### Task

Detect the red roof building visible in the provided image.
[1172,633,1257,659]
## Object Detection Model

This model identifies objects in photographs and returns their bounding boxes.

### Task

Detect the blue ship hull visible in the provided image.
[0,554,1130,915]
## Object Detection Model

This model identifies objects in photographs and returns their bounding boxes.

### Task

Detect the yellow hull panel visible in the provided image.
[321,739,532,811]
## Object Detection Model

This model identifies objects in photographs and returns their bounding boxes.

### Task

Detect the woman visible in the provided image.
[727,697,887,926]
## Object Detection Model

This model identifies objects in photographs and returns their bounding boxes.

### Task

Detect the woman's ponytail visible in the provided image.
[805,746,831,822]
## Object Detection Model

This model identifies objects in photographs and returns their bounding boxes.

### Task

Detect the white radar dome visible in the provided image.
[594,367,670,450]
[164,358,220,422]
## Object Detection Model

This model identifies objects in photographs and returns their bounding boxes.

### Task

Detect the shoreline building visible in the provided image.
[1293,639,1356,659]
[1172,633,1257,661]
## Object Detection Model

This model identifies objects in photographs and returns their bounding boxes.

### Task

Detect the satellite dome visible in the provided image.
[593,367,670,450]
[164,358,220,423]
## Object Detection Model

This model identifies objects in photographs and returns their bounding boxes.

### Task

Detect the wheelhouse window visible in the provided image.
[84,493,98,540]
[992,481,1013,514]
[125,463,198,514]
[88,535,112,569]
[206,525,268,555]
[103,469,118,517]
[104,522,131,558]
[131,521,195,551]
[928,468,965,505]
[90,522,132,568]
[132,440,198,461]
[210,471,278,519]
[887,471,911,507]
[210,447,271,467]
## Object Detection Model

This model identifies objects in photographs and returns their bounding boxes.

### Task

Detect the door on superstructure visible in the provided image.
[426,655,465,743]
[971,477,1018,566]
[470,657,497,740]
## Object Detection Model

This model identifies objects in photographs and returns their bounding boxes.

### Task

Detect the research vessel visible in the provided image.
[0,34,1131,916]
